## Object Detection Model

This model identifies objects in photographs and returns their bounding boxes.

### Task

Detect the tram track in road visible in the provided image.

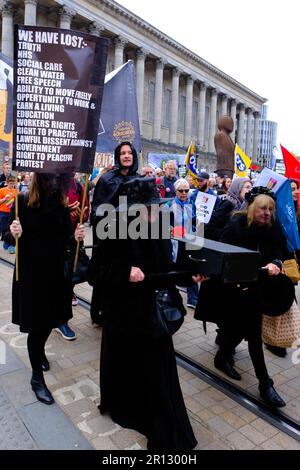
[1,254,300,443]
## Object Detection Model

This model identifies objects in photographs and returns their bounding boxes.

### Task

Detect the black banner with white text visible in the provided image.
[13,25,108,173]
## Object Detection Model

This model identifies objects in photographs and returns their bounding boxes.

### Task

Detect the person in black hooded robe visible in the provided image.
[90,142,139,324]
[89,177,206,451]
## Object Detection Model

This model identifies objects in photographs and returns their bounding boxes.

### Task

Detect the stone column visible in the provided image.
[197,82,207,149]
[170,67,180,144]
[88,21,105,37]
[237,104,245,147]
[59,6,75,29]
[252,111,261,162]
[153,58,165,141]
[221,94,228,116]
[0,1,14,58]
[208,88,218,153]
[230,99,237,142]
[24,0,37,26]
[246,108,253,156]
[184,76,194,147]
[114,36,127,69]
[136,48,147,131]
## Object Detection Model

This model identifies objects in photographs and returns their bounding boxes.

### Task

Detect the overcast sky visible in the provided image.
[118,0,300,155]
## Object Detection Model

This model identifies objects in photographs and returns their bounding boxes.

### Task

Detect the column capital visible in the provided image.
[172,67,181,78]
[221,93,228,101]
[59,5,76,22]
[0,1,14,17]
[254,111,261,119]
[246,107,253,115]
[24,0,38,6]
[136,47,148,59]
[239,103,245,111]
[88,21,105,36]
[114,36,128,48]
[187,75,195,85]
[231,98,237,105]
[156,57,167,68]
[210,87,218,96]
[199,81,207,90]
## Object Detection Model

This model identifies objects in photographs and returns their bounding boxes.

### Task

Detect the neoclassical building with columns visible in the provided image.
[0,0,266,169]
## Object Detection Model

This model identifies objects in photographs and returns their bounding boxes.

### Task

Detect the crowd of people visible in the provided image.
[0,143,298,450]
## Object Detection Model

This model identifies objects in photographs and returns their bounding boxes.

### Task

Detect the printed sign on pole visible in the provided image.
[195,192,217,224]
[254,167,286,193]
[13,25,108,174]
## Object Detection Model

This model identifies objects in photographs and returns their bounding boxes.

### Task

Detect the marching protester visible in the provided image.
[18,173,30,193]
[0,175,17,254]
[190,171,218,203]
[165,178,199,308]
[88,177,206,450]
[141,165,154,177]
[53,172,89,340]
[217,175,232,197]
[90,141,139,325]
[205,177,252,241]
[5,173,85,405]
[195,187,291,407]
[156,161,177,198]
[0,161,11,189]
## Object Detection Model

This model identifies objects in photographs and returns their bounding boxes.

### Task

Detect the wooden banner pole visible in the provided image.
[14,174,19,281]
[73,174,89,273]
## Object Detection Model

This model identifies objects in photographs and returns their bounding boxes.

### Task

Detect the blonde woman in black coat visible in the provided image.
[195,187,290,408]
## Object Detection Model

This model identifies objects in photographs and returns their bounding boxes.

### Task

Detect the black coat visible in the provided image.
[90,147,139,324]
[195,214,288,331]
[5,194,73,333]
[91,236,197,451]
[204,199,234,241]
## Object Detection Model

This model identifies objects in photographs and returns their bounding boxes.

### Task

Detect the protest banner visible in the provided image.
[96,61,141,152]
[254,168,300,251]
[13,25,108,174]
[195,191,217,224]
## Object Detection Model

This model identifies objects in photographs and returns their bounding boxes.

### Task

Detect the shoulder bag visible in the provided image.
[154,289,185,337]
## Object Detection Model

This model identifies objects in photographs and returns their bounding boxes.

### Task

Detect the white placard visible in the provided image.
[254,168,286,194]
[195,192,217,224]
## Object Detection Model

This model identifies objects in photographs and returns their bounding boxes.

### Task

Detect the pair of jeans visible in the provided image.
[0,211,9,239]
[187,282,199,307]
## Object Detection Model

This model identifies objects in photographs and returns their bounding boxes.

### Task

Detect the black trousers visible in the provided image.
[27,328,52,372]
[218,311,272,386]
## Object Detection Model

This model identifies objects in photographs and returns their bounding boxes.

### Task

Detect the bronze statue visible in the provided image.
[214,115,235,178]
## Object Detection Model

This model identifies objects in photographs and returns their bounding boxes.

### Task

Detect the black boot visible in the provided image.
[214,352,241,380]
[41,355,50,372]
[265,344,287,358]
[259,382,286,408]
[30,371,54,405]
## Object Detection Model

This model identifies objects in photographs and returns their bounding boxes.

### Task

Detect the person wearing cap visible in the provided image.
[88,176,207,450]
[195,186,290,408]
[190,170,217,204]
[0,175,17,253]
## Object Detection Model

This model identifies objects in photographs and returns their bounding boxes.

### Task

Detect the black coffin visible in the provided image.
[179,234,261,283]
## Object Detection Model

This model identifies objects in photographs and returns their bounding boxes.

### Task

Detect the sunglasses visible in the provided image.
[177,189,189,193]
